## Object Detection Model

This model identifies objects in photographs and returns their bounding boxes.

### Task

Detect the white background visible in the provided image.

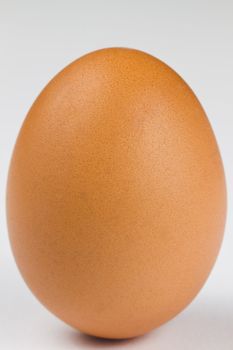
[1,1,233,349]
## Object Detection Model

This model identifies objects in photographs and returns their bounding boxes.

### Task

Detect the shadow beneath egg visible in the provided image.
[68,330,151,348]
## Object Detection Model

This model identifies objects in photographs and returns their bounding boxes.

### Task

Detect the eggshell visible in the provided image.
[7,48,226,339]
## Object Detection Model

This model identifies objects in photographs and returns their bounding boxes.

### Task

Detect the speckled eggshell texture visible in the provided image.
[7,48,226,339]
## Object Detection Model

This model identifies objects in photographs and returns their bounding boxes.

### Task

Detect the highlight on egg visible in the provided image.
[7,48,226,339]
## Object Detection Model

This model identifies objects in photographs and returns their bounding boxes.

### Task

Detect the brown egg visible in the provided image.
[7,48,226,339]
